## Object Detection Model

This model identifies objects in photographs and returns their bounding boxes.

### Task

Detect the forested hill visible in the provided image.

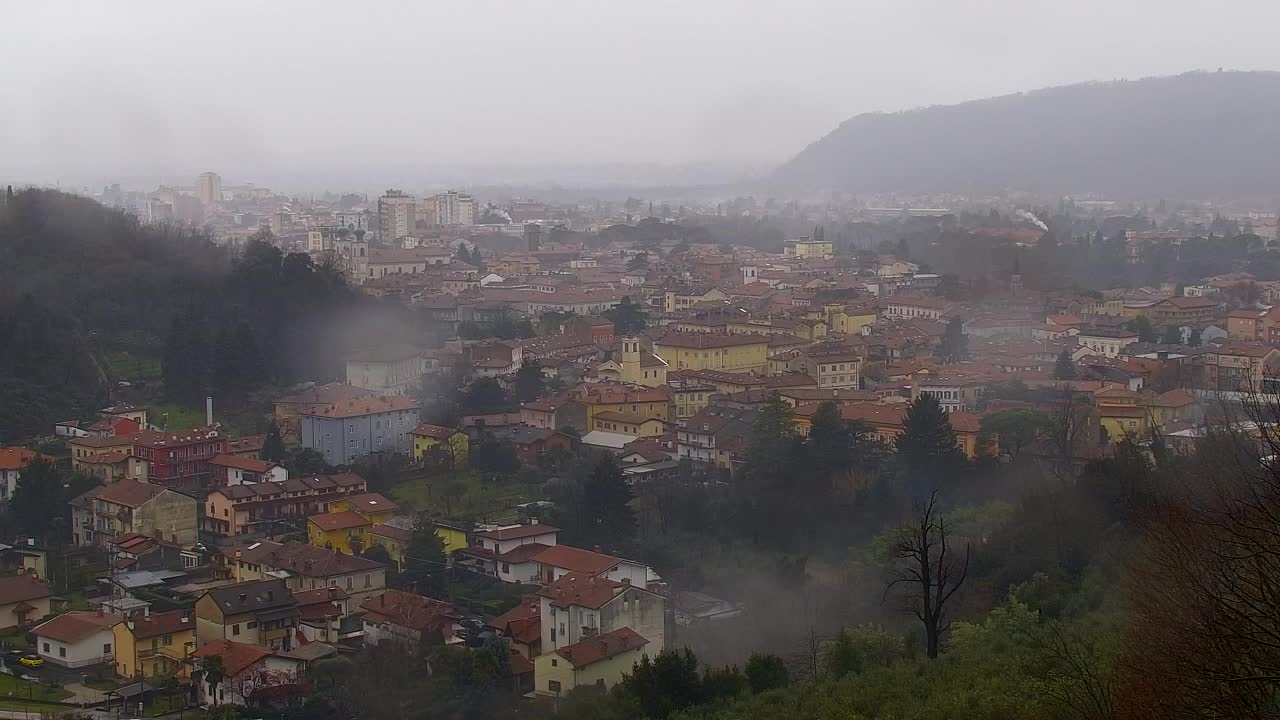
[773,71,1280,197]
[0,189,413,442]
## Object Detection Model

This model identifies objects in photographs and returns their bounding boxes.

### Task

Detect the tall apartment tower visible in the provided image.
[377,190,417,241]
[428,191,475,226]
[195,172,222,206]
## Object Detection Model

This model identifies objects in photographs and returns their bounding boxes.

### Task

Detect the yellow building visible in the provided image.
[368,519,467,570]
[652,332,770,373]
[113,611,196,680]
[307,493,399,555]
[533,627,650,698]
[410,424,469,468]
[571,384,671,426]
[828,306,877,336]
[590,412,670,438]
[1094,387,1149,441]
[663,287,728,313]
[593,337,669,387]
[784,239,833,258]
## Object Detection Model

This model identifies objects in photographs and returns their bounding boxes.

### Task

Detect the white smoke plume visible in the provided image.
[1016,209,1048,232]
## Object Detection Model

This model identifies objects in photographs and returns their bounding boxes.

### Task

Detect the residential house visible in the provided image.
[1225,307,1280,343]
[299,395,420,466]
[192,640,304,707]
[32,610,121,668]
[68,435,136,472]
[538,570,666,655]
[128,428,228,493]
[827,403,988,459]
[367,522,411,570]
[1147,296,1219,327]
[1076,327,1140,358]
[455,523,560,581]
[796,348,863,390]
[361,589,464,650]
[112,610,196,679]
[519,394,584,431]
[662,287,728,313]
[222,540,387,604]
[590,412,670,438]
[508,426,575,465]
[306,493,399,555]
[194,579,300,651]
[0,574,48,629]
[571,383,671,426]
[488,598,541,659]
[0,448,53,503]
[531,545,651,588]
[1141,388,1200,430]
[209,455,287,486]
[293,587,351,645]
[1095,387,1150,441]
[76,451,149,485]
[676,408,755,471]
[563,316,615,343]
[100,403,148,427]
[273,383,376,445]
[1194,341,1280,392]
[71,479,199,549]
[651,332,771,373]
[533,627,649,698]
[410,424,470,468]
[203,473,367,539]
[884,296,947,321]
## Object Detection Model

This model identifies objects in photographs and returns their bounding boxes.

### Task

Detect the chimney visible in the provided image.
[239,593,247,603]
[181,615,190,624]
[593,545,601,554]
[206,397,214,427]
[143,606,150,617]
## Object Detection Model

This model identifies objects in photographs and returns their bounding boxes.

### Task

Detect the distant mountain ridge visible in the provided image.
[773,71,1280,198]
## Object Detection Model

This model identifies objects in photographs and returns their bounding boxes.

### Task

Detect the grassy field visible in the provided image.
[149,403,211,432]
[0,673,73,703]
[390,469,540,524]
[102,350,162,383]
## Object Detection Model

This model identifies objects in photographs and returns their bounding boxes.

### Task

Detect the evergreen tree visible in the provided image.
[940,319,968,364]
[623,650,704,720]
[744,654,789,693]
[739,396,801,541]
[1161,324,1184,345]
[262,422,286,463]
[1054,350,1077,380]
[401,520,449,599]
[1128,315,1157,343]
[513,360,545,403]
[1188,327,1203,347]
[12,456,65,543]
[580,454,636,551]
[462,377,508,415]
[896,394,967,491]
[162,306,210,403]
[603,296,647,334]
[896,237,911,261]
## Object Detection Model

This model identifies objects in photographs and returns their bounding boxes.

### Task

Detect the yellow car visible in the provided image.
[18,655,42,668]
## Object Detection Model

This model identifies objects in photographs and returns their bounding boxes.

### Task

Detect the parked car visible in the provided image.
[18,655,42,668]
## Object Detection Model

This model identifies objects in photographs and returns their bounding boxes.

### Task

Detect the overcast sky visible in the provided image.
[4,0,1279,190]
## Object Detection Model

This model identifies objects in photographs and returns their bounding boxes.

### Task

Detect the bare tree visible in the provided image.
[884,488,969,659]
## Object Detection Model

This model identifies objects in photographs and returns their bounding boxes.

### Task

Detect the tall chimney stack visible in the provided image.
[206,396,214,426]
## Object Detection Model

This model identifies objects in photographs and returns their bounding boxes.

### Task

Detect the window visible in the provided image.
[59,647,66,657]
[103,643,112,654]
[550,659,558,667]
[151,638,158,650]
[42,642,49,653]
[247,621,257,629]
[548,680,561,693]
[501,563,510,573]
[232,624,240,636]
[162,634,172,646]
[364,574,371,588]
[346,576,353,590]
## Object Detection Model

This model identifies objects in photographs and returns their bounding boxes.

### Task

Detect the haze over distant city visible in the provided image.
[5,0,1280,191]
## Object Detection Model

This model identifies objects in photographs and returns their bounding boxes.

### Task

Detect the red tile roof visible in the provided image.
[34,611,122,643]
[555,627,648,667]
[531,545,620,575]
[301,396,419,419]
[0,574,50,606]
[209,454,276,473]
[95,479,168,508]
[191,639,273,676]
[497,543,552,564]
[340,493,399,514]
[410,423,461,440]
[119,610,194,640]
[0,448,50,471]
[537,571,628,610]
[360,590,461,631]
[308,511,368,532]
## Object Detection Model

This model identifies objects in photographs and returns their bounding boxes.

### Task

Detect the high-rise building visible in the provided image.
[195,172,222,206]
[427,191,475,226]
[377,190,417,241]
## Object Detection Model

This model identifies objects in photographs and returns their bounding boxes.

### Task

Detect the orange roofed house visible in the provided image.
[0,448,53,504]
[533,627,650,698]
[537,570,666,667]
